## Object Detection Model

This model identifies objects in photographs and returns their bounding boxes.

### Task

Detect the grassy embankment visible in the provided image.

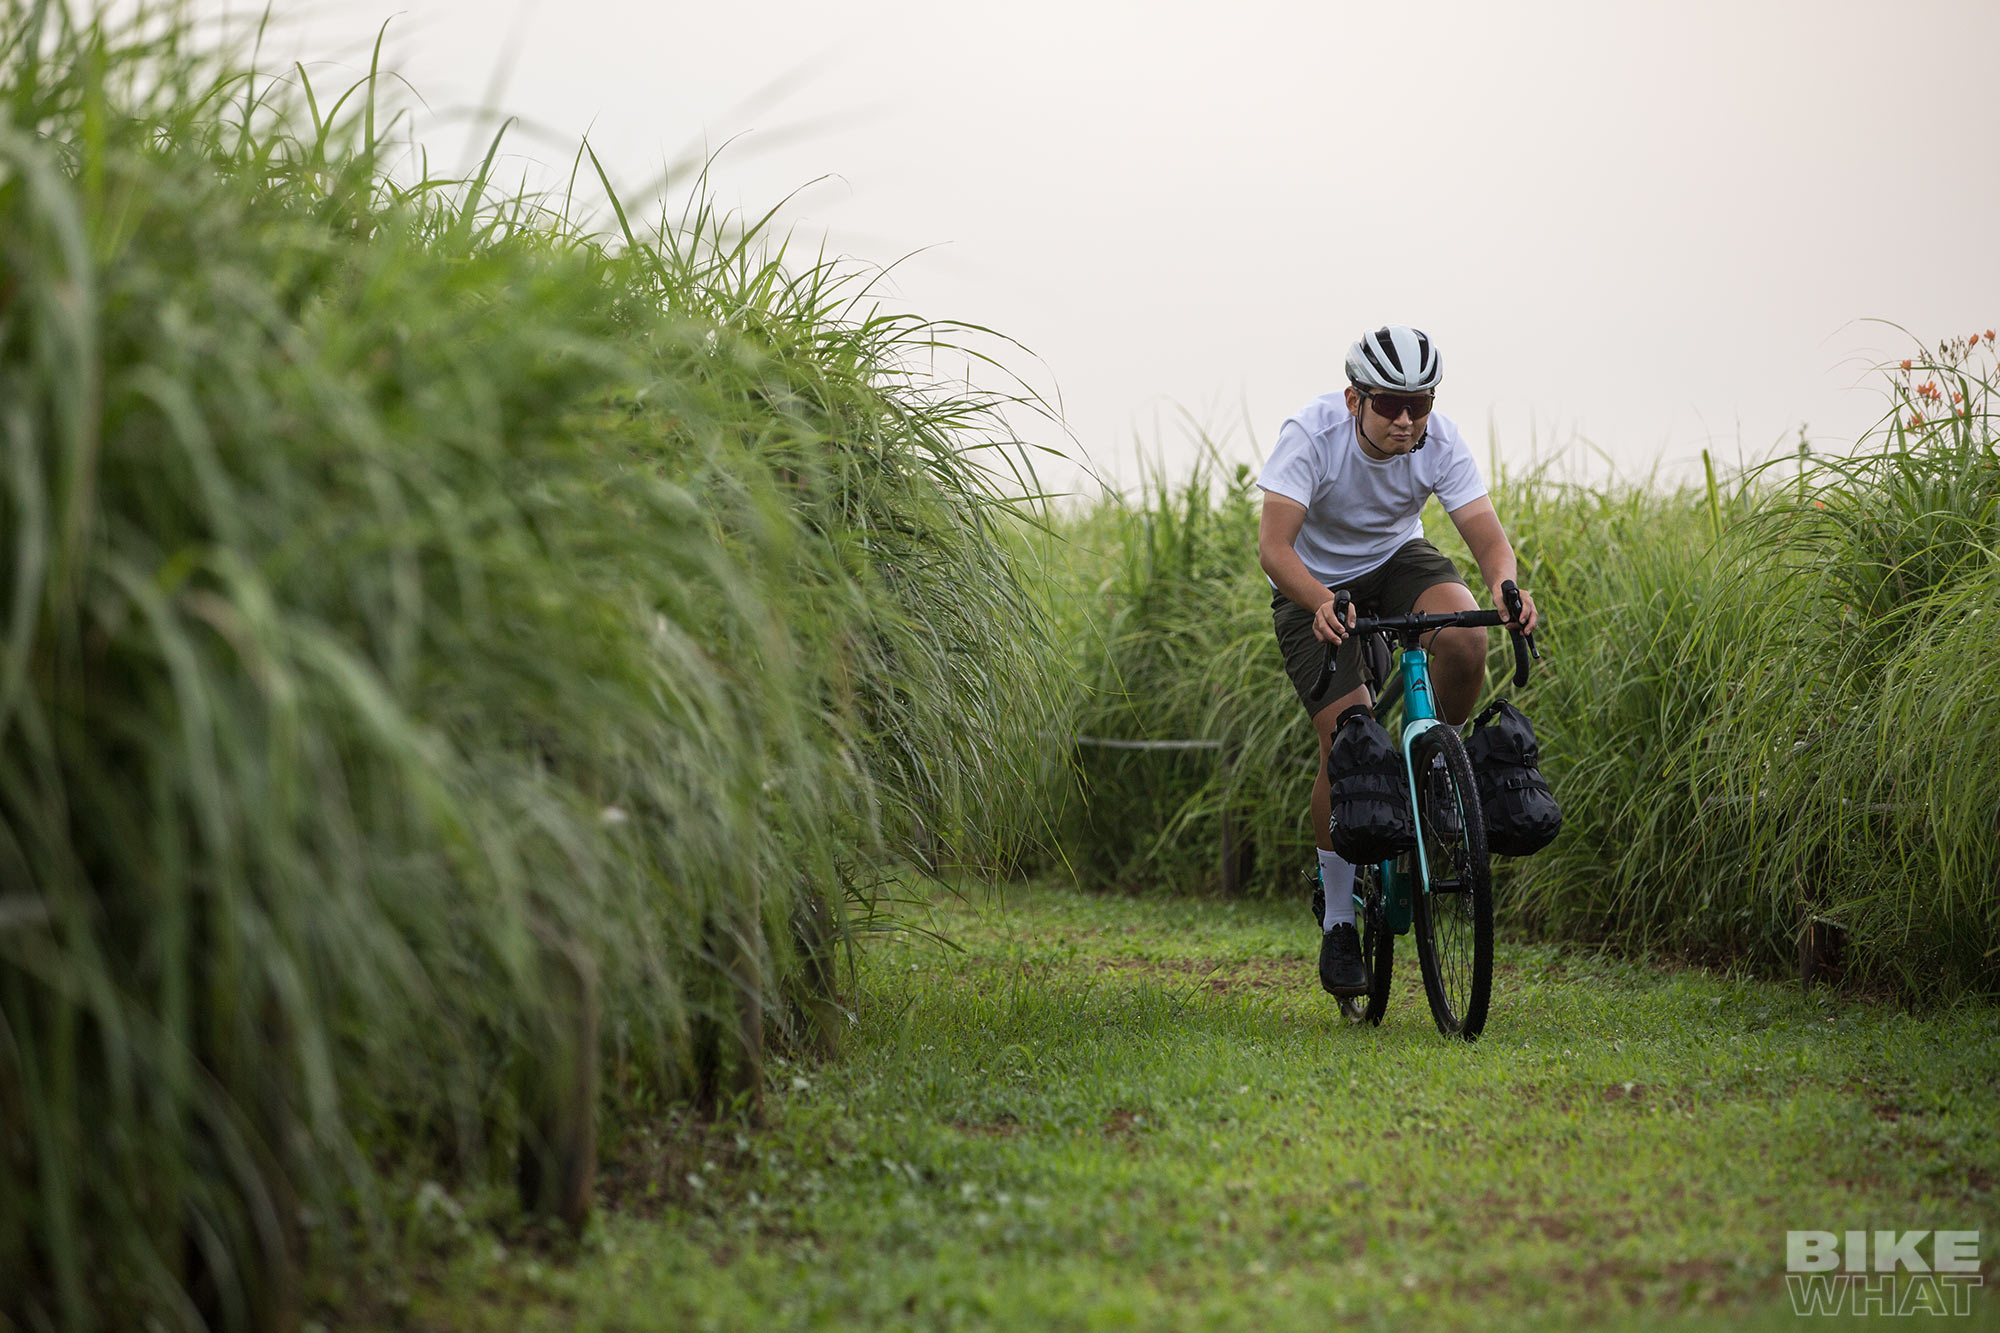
[1044,341,2000,1002]
[414,882,2000,1331]
[0,7,1062,1328]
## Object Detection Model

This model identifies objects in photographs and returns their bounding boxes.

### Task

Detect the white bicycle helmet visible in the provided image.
[1345,325,1442,393]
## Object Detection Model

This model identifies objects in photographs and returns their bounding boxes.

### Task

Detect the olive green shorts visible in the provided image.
[1271,538,1468,717]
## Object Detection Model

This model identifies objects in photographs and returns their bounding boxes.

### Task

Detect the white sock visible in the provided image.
[1318,848,1355,930]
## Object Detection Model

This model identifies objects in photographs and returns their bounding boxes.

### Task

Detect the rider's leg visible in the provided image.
[1312,685,1368,926]
[1413,582,1487,726]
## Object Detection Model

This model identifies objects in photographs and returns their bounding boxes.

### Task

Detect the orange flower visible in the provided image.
[1909,413,1925,427]
[1900,359,1913,370]
[1987,330,1997,342]
[1954,392,1964,403]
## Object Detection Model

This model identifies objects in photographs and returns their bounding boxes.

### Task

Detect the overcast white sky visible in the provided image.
[192,0,1999,497]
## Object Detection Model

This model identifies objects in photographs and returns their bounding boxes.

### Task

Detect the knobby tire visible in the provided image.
[1410,726,1494,1039]
[1337,862,1394,1026]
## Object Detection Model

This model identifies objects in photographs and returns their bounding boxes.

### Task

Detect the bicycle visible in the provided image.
[1311,580,1538,1041]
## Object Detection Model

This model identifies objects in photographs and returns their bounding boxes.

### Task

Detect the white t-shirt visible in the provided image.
[1256,392,1488,587]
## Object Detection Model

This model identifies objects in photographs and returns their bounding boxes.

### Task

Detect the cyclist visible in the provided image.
[1256,325,1540,999]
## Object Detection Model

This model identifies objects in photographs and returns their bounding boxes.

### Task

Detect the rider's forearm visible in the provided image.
[1260,541,1336,613]
[1447,501,1526,605]
[1468,538,1519,602]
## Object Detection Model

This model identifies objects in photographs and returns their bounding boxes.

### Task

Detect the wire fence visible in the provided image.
[1069,735,1251,894]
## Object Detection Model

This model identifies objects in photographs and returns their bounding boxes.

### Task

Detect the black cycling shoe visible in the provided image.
[1318,922,1368,997]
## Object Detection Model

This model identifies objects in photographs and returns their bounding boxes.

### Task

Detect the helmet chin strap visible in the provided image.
[1357,409,1430,456]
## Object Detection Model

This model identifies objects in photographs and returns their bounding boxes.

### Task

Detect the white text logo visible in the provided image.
[1785,1231,1983,1317]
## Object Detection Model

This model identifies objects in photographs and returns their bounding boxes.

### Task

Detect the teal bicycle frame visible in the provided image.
[1360,647,1448,937]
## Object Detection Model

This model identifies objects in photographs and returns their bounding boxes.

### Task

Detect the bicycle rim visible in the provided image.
[1410,727,1493,1040]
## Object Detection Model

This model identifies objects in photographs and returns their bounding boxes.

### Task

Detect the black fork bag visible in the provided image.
[1326,703,1418,864]
[1466,698,1561,856]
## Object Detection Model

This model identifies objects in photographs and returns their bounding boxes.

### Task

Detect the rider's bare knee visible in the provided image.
[1313,685,1370,745]
[1435,625,1486,677]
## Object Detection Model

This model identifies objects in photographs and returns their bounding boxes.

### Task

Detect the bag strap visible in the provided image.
[1474,698,1509,729]
[1333,773,1412,798]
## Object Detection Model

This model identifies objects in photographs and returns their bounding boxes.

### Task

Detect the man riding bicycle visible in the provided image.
[1256,325,1540,999]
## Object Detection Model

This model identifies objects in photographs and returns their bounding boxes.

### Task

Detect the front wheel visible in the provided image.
[1337,863,1394,1026]
[1409,726,1494,1040]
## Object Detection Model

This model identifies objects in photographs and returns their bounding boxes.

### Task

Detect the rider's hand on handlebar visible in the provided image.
[1500,586,1540,637]
[1313,595,1357,644]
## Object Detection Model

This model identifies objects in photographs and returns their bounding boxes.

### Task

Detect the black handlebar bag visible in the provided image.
[1466,699,1561,856]
[1326,704,1418,863]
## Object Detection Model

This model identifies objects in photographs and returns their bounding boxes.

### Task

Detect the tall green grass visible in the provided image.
[1050,342,2000,1003]
[1509,334,2000,995]
[0,4,1060,1327]
[1037,450,1294,890]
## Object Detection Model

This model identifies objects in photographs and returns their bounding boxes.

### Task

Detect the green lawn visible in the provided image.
[402,882,1998,1331]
